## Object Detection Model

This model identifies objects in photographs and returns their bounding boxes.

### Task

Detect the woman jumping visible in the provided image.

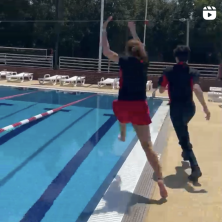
[102,16,168,198]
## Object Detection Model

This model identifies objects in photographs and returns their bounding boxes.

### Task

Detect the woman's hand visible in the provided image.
[103,16,113,29]
[102,16,119,62]
[128,21,141,42]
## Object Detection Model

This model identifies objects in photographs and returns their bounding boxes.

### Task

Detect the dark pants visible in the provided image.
[170,101,198,168]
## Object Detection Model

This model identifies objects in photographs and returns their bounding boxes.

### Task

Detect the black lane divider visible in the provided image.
[20,114,117,222]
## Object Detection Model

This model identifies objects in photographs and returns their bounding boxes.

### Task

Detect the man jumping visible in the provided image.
[158,45,210,182]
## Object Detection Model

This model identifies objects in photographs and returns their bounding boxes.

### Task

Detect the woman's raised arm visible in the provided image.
[102,16,119,63]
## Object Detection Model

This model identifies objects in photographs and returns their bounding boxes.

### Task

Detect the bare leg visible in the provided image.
[118,122,126,142]
[133,124,168,198]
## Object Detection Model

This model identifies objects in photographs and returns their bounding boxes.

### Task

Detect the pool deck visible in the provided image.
[145,95,222,222]
[0,80,222,222]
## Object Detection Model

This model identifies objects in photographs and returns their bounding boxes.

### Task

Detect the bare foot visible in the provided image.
[157,180,168,198]
[118,134,125,142]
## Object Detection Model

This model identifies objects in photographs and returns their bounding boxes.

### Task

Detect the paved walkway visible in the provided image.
[144,95,222,222]
[1,80,221,221]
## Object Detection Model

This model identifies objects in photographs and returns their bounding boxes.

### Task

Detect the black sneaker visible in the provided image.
[188,167,202,182]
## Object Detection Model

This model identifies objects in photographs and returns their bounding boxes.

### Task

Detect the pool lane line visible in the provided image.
[20,114,118,222]
[0,91,38,101]
[0,103,37,121]
[0,93,97,133]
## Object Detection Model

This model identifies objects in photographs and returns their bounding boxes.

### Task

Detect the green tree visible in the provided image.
[0,0,33,47]
[0,0,221,64]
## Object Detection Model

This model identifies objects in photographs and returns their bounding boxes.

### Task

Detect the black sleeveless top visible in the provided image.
[118,56,148,101]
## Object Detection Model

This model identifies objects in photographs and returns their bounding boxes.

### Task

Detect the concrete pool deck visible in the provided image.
[0,80,221,222]
[144,95,222,222]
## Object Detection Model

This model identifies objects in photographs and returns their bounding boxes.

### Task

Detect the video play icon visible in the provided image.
[203,6,216,20]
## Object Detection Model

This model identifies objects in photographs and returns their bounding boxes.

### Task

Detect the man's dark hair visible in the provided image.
[173,45,190,62]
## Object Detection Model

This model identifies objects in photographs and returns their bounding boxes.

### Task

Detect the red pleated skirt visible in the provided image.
[112,100,152,125]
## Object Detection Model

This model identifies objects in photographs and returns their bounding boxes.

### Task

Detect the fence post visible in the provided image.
[108,59,110,73]
[218,63,222,79]
[51,56,54,68]
[98,0,105,72]
[54,0,63,70]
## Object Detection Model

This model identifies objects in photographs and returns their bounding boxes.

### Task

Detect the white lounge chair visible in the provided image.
[98,78,119,89]
[6,72,33,82]
[0,71,17,79]
[146,80,153,91]
[208,91,222,102]
[60,76,85,87]
[209,87,222,92]
[38,74,69,85]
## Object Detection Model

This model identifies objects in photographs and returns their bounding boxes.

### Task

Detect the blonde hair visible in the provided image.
[125,39,148,63]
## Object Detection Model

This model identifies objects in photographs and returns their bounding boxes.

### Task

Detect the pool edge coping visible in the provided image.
[121,111,170,222]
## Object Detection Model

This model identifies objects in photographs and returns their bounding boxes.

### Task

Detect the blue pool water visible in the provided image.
[0,86,163,222]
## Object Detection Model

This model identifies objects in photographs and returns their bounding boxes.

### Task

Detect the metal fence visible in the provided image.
[0,46,48,56]
[59,56,219,77]
[59,57,112,72]
[0,53,219,77]
[0,53,53,68]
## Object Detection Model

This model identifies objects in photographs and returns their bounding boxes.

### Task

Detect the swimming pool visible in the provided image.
[0,86,169,222]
